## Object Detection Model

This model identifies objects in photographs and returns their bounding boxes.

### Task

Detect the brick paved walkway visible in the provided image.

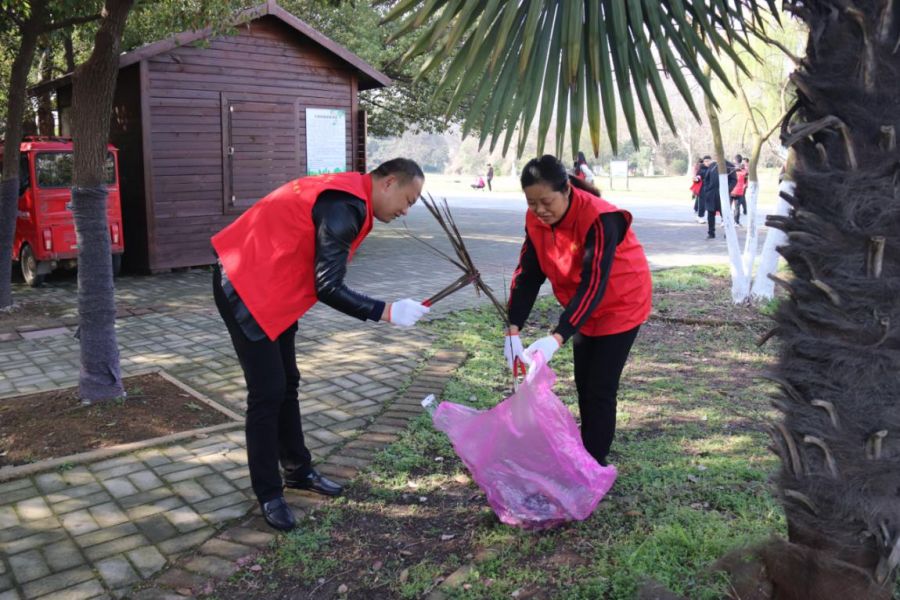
[0,200,727,599]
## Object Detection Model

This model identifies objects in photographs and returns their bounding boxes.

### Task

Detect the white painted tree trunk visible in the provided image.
[718,174,748,303]
[741,180,761,290]
[750,180,795,301]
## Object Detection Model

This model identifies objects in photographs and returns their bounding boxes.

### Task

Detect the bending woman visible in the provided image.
[504,155,652,466]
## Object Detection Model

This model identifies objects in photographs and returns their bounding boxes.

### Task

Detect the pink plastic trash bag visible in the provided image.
[431,353,617,530]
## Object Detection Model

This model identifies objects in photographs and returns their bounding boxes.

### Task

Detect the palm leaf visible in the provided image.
[383,0,765,157]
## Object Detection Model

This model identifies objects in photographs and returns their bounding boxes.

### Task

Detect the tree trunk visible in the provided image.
[703,80,746,303]
[759,0,900,595]
[36,40,56,136]
[751,152,795,301]
[70,0,134,402]
[0,5,45,309]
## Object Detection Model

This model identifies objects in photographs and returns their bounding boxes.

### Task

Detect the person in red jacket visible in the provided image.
[504,155,652,467]
[211,159,430,531]
[730,154,748,226]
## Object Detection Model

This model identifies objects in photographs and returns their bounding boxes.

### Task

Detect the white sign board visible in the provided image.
[609,160,629,178]
[306,108,347,175]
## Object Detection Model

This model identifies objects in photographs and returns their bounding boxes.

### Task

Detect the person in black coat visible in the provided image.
[698,155,737,239]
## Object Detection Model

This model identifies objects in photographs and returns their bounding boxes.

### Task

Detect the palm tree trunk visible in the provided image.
[70,0,134,402]
[757,1,900,596]
[0,5,45,308]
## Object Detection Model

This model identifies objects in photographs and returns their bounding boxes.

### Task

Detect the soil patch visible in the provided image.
[0,373,233,467]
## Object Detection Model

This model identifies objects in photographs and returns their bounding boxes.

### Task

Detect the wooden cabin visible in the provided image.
[32,0,390,272]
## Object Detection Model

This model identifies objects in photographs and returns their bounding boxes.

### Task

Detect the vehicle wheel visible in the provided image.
[111,254,122,277]
[20,244,45,287]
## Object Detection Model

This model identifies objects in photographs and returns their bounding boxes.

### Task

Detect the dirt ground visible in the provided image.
[0,373,233,467]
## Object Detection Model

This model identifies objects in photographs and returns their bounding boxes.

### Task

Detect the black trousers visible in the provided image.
[572,325,640,465]
[731,195,747,223]
[213,266,312,503]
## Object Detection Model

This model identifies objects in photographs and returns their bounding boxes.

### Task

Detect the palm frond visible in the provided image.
[383,0,771,156]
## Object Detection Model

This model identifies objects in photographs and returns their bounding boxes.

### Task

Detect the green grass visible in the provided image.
[651,264,730,292]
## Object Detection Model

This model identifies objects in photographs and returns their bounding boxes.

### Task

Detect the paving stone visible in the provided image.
[197,538,253,561]
[14,497,51,521]
[219,527,275,548]
[154,568,206,592]
[130,589,187,600]
[221,466,250,482]
[34,579,105,600]
[45,482,103,504]
[0,478,32,496]
[126,471,164,492]
[102,477,139,498]
[327,455,371,470]
[164,506,206,533]
[0,577,12,596]
[157,528,215,556]
[118,487,174,511]
[42,539,85,572]
[202,502,251,525]
[0,530,67,556]
[8,550,50,583]
[74,522,138,549]
[307,429,344,445]
[135,513,179,544]
[161,466,213,484]
[84,534,147,562]
[51,491,113,516]
[33,473,68,494]
[59,510,101,536]
[20,566,93,599]
[183,555,237,579]
[126,546,167,578]
[96,555,140,589]
[88,502,129,528]
[58,468,96,487]
[0,505,20,529]
[170,481,211,504]
[195,488,246,512]
[196,474,235,497]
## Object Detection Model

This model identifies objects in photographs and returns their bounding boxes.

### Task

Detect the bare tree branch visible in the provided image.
[42,12,102,33]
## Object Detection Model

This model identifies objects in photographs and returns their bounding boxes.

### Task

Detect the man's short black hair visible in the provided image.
[702,155,711,160]
[371,158,424,184]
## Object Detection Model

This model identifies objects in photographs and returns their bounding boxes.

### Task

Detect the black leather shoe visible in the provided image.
[260,496,296,531]
[284,468,343,496]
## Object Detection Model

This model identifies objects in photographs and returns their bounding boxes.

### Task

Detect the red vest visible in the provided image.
[211,173,374,340]
[526,186,652,336]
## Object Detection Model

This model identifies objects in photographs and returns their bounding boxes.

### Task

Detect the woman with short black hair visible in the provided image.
[504,155,652,466]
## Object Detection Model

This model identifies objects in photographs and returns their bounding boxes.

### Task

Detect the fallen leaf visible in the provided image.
[434,456,444,462]
[372,560,383,571]
[249,564,262,572]
[337,583,348,594]
[441,533,456,541]
[419,496,428,503]
[399,568,409,583]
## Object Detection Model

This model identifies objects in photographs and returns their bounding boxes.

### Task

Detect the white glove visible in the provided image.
[522,335,561,365]
[503,333,525,371]
[388,299,430,327]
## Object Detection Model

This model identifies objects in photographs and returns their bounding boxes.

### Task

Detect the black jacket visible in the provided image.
[699,161,737,211]
[219,190,384,341]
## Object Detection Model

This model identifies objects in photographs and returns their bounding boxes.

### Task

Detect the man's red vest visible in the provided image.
[211,173,374,341]
[526,186,652,336]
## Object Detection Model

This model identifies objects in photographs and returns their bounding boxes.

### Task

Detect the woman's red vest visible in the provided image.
[526,186,652,336]
[211,173,374,340]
